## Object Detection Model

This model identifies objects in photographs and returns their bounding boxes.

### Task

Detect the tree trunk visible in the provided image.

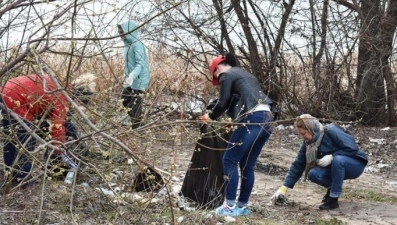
[380,1,397,125]
[355,0,386,125]
[230,0,264,80]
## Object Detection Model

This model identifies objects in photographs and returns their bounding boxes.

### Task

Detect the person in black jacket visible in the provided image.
[200,53,274,216]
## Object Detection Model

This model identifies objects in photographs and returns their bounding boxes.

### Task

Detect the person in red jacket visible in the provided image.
[0,73,96,186]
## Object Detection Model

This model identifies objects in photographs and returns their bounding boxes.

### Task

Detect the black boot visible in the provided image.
[322,189,330,203]
[319,197,339,210]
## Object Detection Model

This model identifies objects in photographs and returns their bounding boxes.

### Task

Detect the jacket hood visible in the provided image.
[119,20,139,44]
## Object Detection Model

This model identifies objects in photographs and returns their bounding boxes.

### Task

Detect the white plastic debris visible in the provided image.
[80,182,89,187]
[377,163,391,168]
[171,176,180,182]
[177,216,184,223]
[369,138,386,145]
[381,127,391,131]
[127,158,134,165]
[121,193,132,198]
[204,213,213,219]
[385,181,397,187]
[150,198,160,203]
[96,188,115,197]
[187,99,204,114]
[178,198,196,212]
[224,216,236,223]
[276,124,285,130]
[364,166,379,174]
[114,186,122,193]
[132,194,143,201]
[172,183,182,194]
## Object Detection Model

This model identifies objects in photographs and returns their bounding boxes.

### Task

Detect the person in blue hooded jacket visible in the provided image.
[271,114,368,210]
[118,20,150,129]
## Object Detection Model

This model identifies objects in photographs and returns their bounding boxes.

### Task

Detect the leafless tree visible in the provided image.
[2,0,397,223]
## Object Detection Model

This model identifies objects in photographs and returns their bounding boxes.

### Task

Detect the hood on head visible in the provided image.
[118,20,139,44]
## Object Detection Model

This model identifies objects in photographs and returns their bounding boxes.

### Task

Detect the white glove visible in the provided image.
[317,154,333,167]
[123,77,133,88]
[271,186,288,204]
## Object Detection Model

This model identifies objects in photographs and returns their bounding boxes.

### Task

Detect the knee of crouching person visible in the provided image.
[307,168,318,183]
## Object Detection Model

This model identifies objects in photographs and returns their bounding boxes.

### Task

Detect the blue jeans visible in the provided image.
[307,155,366,198]
[223,111,273,207]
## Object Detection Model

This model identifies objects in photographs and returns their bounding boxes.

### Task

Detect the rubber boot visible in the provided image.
[319,197,339,210]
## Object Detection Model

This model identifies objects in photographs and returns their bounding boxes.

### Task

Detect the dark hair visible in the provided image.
[222,53,238,67]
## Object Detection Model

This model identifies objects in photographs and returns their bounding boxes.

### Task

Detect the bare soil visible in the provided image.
[1,123,397,225]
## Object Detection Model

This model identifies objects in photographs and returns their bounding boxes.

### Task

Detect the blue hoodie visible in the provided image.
[119,20,150,90]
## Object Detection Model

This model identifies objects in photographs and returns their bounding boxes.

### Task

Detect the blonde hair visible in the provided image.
[294,114,323,135]
[73,73,97,92]
[295,118,308,130]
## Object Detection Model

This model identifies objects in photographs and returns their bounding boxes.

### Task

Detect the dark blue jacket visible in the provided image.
[283,123,368,188]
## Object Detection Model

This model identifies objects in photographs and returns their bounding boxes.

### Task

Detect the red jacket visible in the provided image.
[0,74,69,143]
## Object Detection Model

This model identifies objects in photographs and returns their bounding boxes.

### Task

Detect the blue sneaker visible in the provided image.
[214,205,251,216]
[236,207,251,216]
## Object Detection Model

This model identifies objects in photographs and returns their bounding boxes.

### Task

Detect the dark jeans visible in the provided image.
[223,111,273,207]
[2,115,36,179]
[307,155,366,198]
[2,113,78,179]
[121,87,143,128]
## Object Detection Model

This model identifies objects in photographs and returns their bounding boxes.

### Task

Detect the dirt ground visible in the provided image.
[251,124,397,225]
[1,123,397,225]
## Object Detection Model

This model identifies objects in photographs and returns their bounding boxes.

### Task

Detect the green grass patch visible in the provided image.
[315,217,346,225]
[344,188,397,203]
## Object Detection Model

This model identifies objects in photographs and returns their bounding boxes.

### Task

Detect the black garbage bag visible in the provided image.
[180,123,230,209]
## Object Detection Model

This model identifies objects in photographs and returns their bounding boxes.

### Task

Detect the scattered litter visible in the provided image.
[95,188,115,197]
[224,216,236,223]
[369,138,386,145]
[132,194,143,201]
[150,198,160,203]
[178,198,196,212]
[377,164,391,168]
[177,216,184,223]
[108,182,117,187]
[158,183,181,196]
[340,124,351,129]
[121,193,132,198]
[171,176,180,182]
[385,181,397,187]
[114,186,121,193]
[364,166,379,173]
[80,182,89,187]
[276,124,285,130]
[204,213,213,219]
[127,158,134,164]
[381,127,391,131]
